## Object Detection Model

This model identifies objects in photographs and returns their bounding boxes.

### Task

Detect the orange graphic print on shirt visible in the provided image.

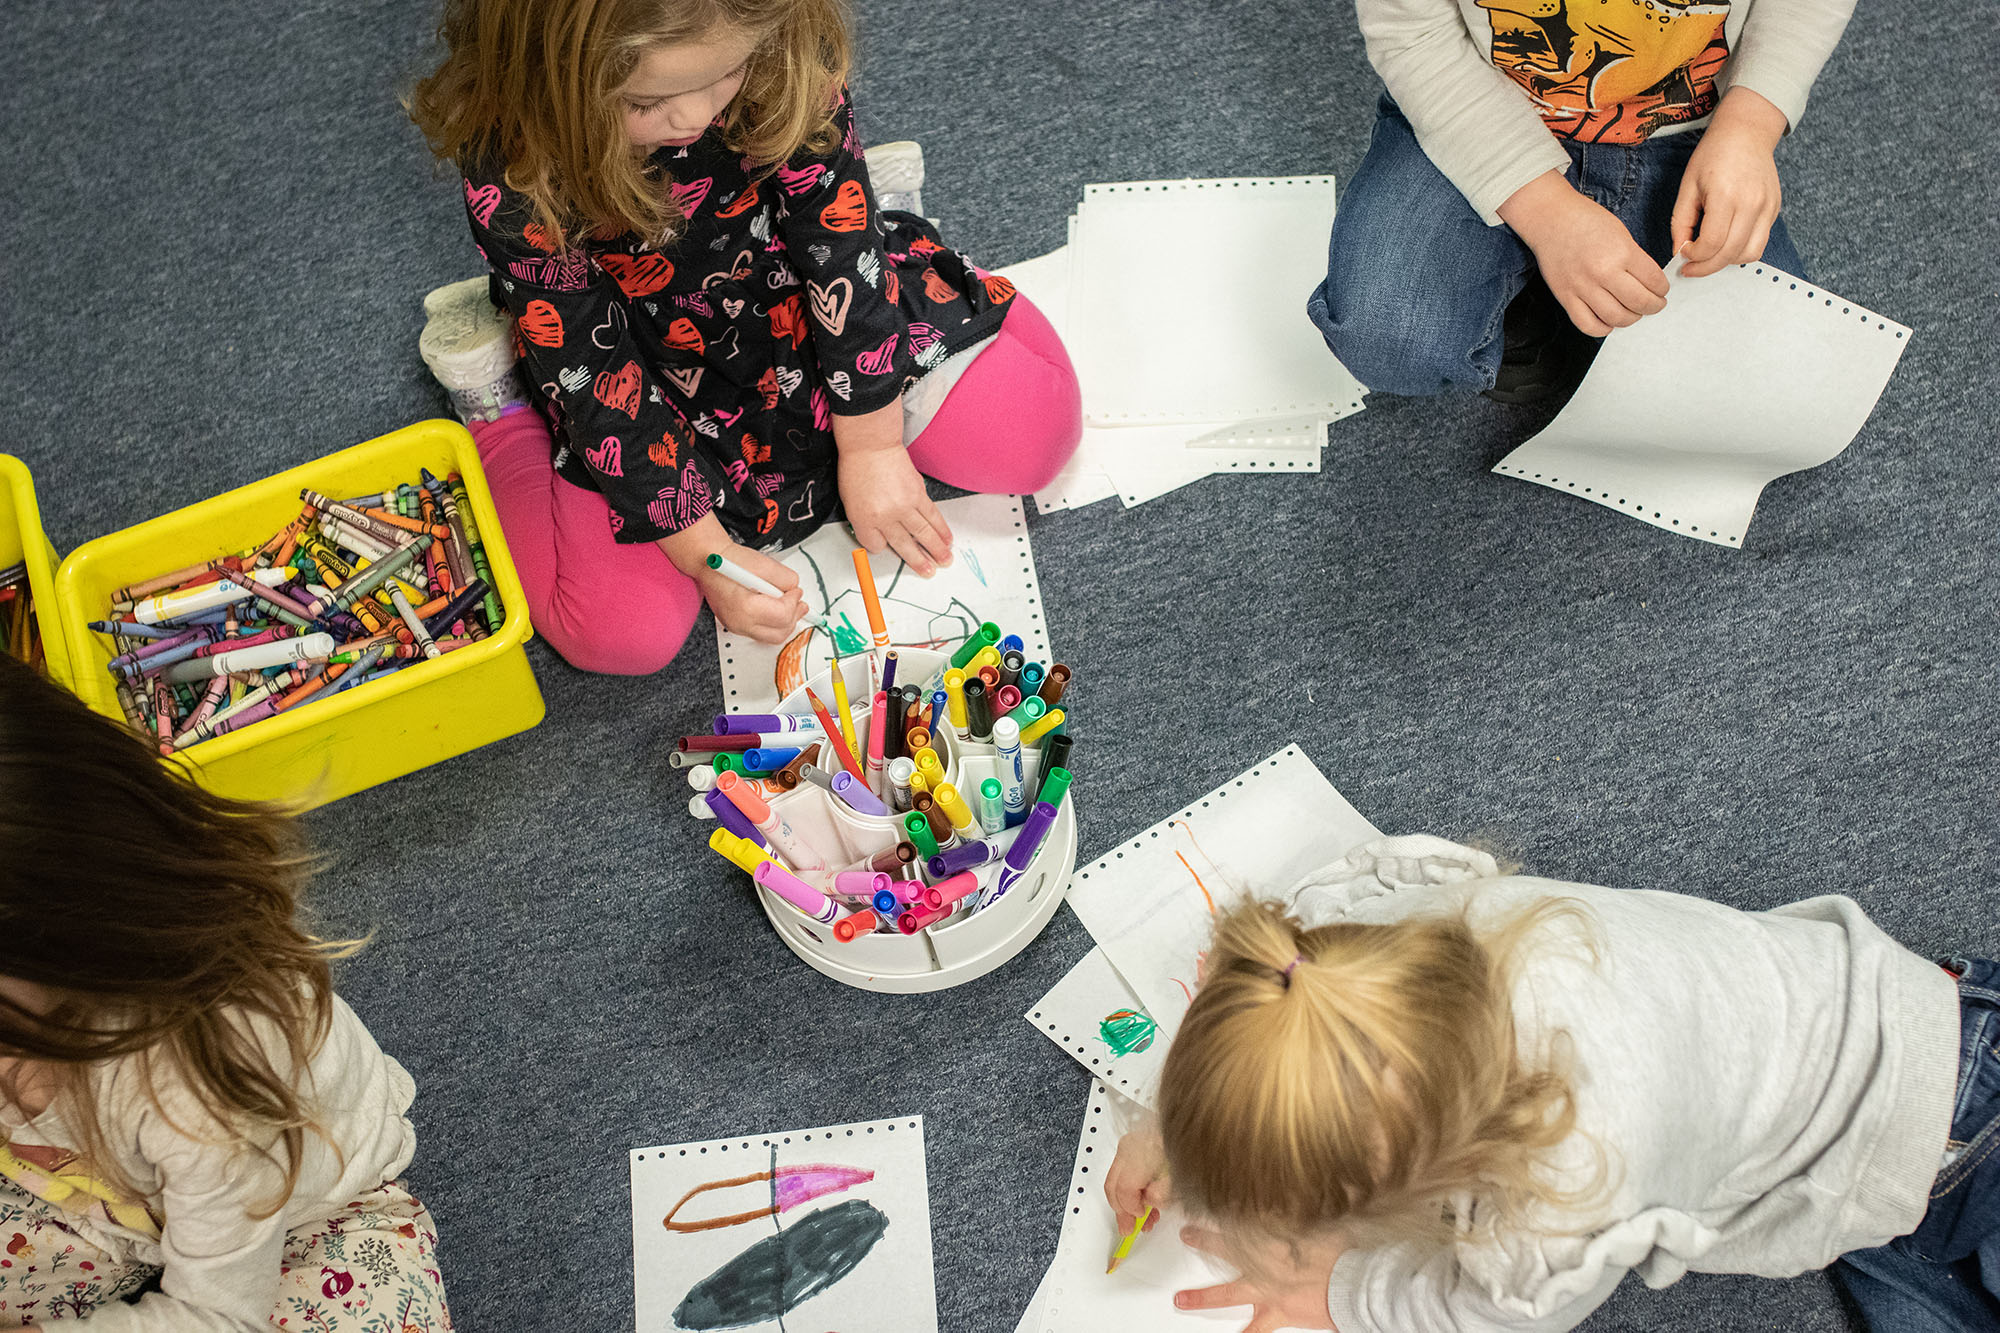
[1478,0,1731,143]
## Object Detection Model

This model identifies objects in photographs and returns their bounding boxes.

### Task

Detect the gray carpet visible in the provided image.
[5,1,1997,1328]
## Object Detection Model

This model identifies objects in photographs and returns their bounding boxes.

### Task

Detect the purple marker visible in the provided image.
[830,770,889,817]
[975,800,1058,911]
[703,788,765,846]
[715,713,817,735]
[753,862,839,924]
[926,826,1024,879]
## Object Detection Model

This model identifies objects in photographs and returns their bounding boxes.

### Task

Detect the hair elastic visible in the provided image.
[1280,955,1306,987]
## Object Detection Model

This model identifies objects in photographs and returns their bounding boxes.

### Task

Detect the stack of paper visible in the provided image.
[1017,748,1383,1330]
[996,178,1367,513]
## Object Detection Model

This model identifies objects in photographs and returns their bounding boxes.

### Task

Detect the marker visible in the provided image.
[1040,664,1071,707]
[906,727,932,757]
[866,691,888,797]
[1019,662,1046,699]
[921,871,982,912]
[715,713,823,735]
[903,811,939,858]
[799,763,837,793]
[965,678,993,742]
[943,669,970,740]
[976,778,1006,835]
[835,871,892,903]
[886,756,916,811]
[998,650,1023,692]
[998,634,1025,655]
[130,569,288,625]
[1037,766,1073,813]
[880,649,899,695]
[896,902,950,934]
[927,826,1023,878]
[993,718,1027,828]
[717,772,828,874]
[155,632,337,685]
[1005,695,1047,731]
[703,787,765,846]
[913,792,953,845]
[996,684,1022,715]
[1041,735,1073,794]
[831,770,889,817]
[976,799,1059,910]
[743,747,802,771]
[709,828,774,877]
[867,842,917,874]
[852,547,890,682]
[933,783,976,836]
[754,862,839,924]
[1018,706,1063,745]
[687,765,718,793]
[689,793,716,819]
[826,642,861,767]
[704,552,785,597]
[1108,1207,1154,1275]
[914,747,947,791]
[947,621,1002,671]
[833,909,882,942]
[930,689,949,734]
[976,665,1001,694]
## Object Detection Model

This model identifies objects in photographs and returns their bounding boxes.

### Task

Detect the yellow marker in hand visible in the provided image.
[1107,1206,1154,1275]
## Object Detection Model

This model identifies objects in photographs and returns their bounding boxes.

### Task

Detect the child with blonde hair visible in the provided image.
[1107,836,1995,1331]
[0,658,448,1330]
[408,0,1081,674]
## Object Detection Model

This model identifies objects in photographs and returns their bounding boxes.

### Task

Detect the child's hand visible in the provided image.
[1672,87,1789,278]
[1175,1224,1343,1333]
[658,516,807,645]
[834,420,953,577]
[1499,170,1669,338]
[1105,1123,1173,1235]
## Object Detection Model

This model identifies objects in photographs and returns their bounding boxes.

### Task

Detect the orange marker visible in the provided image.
[852,547,890,693]
[833,908,881,942]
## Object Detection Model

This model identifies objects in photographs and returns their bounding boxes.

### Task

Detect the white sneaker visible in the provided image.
[867,140,926,217]
[419,276,526,423]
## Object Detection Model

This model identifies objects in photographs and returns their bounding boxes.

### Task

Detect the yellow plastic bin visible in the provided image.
[0,454,74,686]
[53,421,544,809]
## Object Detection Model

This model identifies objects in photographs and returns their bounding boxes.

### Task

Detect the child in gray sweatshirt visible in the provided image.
[1106,836,1995,1331]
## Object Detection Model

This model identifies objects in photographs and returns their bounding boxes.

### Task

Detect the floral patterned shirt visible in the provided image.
[462,89,1016,548]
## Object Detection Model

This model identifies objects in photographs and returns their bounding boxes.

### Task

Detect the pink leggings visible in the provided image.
[471,295,1080,675]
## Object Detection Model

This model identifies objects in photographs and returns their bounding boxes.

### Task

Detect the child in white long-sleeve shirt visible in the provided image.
[1309,0,1857,401]
[0,657,449,1331]
[1106,836,2000,1331]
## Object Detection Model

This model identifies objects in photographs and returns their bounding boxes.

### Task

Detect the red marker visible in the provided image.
[833,908,881,942]
[920,871,981,912]
[896,902,950,934]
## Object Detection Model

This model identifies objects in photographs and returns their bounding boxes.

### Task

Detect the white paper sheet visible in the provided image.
[997,244,1118,514]
[1033,1081,1241,1333]
[1068,178,1366,426]
[630,1114,937,1333]
[1014,1265,1053,1333]
[716,493,1049,712]
[1026,947,1169,1108]
[1063,746,1379,1048]
[1494,259,1912,547]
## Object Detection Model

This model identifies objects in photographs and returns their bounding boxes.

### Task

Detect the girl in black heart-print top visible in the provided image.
[409,0,1081,675]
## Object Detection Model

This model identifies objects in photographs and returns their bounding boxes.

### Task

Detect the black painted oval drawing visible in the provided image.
[672,1198,890,1330]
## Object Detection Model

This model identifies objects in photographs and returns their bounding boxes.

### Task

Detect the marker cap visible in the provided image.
[714,771,772,824]
[833,909,881,943]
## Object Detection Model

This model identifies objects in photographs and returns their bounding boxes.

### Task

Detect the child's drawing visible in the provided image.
[630,1116,937,1333]
[717,493,1050,715]
[1098,1009,1157,1056]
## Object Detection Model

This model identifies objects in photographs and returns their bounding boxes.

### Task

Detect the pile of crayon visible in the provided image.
[680,568,1075,940]
[0,562,43,671]
[90,472,503,755]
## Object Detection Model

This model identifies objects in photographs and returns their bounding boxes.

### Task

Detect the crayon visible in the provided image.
[447,476,505,628]
[156,633,337,685]
[420,578,489,639]
[802,687,866,783]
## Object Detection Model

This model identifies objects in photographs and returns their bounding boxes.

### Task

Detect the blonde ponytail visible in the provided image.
[1159,894,1602,1253]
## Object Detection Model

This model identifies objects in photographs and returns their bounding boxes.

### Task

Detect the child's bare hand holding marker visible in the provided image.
[659,514,805,645]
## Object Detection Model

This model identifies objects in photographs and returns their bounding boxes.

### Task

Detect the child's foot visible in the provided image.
[1484,270,1587,406]
[867,141,926,217]
[419,276,527,424]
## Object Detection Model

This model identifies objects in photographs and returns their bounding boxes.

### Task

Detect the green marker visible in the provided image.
[903,811,939,858]
[947,621,1001,671]
[1036,766,1072,813]
[1005,695,1047,730]
[977,778,1006,834]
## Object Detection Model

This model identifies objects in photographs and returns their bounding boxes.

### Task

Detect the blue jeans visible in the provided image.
[1306,95,1806,396]
[1834,958,2000,1331]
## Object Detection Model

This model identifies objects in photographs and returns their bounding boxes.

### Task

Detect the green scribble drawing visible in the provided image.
[833,612,868,655]
[1099,1009,1157,1056]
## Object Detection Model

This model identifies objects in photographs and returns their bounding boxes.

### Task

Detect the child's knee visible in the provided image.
[531,564,702,676]
[1308,268,1486,398]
